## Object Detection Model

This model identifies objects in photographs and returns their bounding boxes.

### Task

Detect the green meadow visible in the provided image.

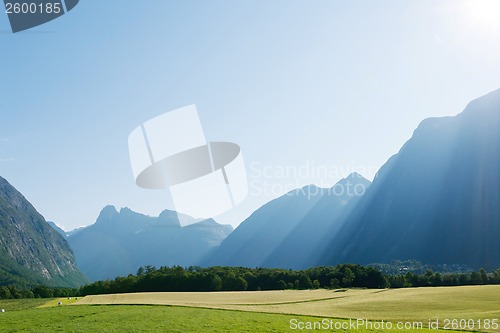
[1,285,499,332]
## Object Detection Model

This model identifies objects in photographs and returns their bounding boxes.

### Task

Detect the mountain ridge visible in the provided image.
[66,206,233,281]
[203,173,371,269]
[318,88,500,269]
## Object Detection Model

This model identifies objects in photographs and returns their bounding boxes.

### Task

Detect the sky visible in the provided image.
[1,0,500,230]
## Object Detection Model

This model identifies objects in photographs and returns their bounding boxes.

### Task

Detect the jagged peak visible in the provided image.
[335,172,371,187]
[119,207,145,216]
[158,209,181,227]
[158,209,177,218]
[345,172,369,183]
[329,173,371,199]
[95,205,119,223]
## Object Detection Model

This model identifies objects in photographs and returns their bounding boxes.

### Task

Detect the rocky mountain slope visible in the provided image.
[0,176,88,287]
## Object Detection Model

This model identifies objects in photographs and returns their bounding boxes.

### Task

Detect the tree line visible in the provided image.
[79,265,500,296]
[387,268,500,288]
[79,264,387,295]
[0,285,78,299]
[1,265,499,299]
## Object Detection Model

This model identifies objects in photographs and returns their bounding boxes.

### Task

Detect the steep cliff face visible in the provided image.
[320,89,500,270]
[0,176,88,287]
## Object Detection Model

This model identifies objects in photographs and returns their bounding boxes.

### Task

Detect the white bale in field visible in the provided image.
[58,302,62,306]
[1,309,5,313]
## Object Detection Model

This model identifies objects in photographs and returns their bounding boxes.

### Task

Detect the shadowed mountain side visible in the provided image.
[264,174,371,269]
[204,173,371,269]
[0,176,88,287]
[67,206,232,281]
[319,88,500,270]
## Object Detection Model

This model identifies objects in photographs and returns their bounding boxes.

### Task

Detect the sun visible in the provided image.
[463,0,500,31]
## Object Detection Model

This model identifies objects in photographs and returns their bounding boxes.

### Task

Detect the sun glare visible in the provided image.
[463,0,500,31]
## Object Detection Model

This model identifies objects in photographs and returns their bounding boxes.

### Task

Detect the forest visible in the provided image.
[1,264,500,299]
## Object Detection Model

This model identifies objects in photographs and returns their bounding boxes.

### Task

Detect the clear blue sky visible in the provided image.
[1,0,500,230]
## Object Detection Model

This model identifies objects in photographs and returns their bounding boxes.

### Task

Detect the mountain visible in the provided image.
[47,221,88,238]
[203,173,371,269]
[0,176,89,287]
[66,226,87,237]
[320,89,500,270]
[47,221,67,238]
[67,206,233,281]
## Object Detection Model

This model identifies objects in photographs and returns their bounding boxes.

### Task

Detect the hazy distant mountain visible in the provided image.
[320,89,500,270]
[0,176,88,287]
[67,206,233,281]
[66,226,87,237]
[204,173,370,269]
[47,221,67,238]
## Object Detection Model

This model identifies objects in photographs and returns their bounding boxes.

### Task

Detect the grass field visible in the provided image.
[0,286,498,332]
[0,298,49,311]
[0,303,464,333]
[38,297,81,308]
[76,285,500,327]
